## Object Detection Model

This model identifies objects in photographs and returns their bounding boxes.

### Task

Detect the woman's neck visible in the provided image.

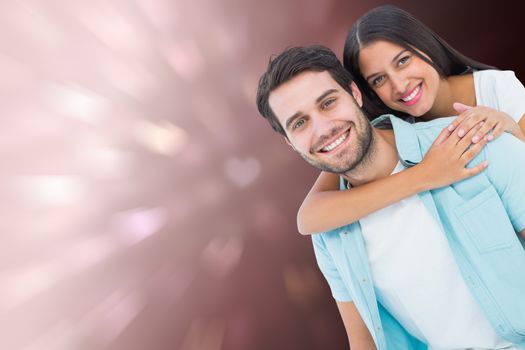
[423,73,476,119]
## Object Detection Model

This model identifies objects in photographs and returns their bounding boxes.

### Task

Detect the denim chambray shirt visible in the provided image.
[312,115,525,349]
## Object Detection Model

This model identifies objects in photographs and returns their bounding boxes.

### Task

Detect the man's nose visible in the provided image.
[311,113,337,137]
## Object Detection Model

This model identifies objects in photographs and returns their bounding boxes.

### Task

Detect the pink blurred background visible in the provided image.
[0,0,523,349]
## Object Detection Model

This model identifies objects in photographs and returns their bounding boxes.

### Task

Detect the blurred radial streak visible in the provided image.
[0,261,66,311]
[132,120,188,156]
[134,0,179,32]
[6,2,66,48]
[95,290,146,347]
[77,147,132,179]
[161,38,206,82]
[147,265,194,307]
[111,207,168,246]
[103,59,158,100]
[0,53,32,90]
[46,85,109,124]
[79,289,146,348]
[179,318,225,350]
[21,320,83,350]
[61,235,118,272]
[12,175,89,208]
[73,2,149,54]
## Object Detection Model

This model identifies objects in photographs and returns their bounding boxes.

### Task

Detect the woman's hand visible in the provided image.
[448,102,525,142]
[416,121,489,190]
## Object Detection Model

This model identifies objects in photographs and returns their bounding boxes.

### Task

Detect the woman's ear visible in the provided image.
[350,81,363,107]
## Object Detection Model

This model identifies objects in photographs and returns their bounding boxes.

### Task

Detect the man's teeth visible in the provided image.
[401,85,420,102]
[322,131,348,152]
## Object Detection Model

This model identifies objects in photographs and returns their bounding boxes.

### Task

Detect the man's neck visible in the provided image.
[343,128,398,187]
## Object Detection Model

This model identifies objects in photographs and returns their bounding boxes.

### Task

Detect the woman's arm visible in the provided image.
[518,114,525,139]
[298,167,427,234]
[297,123,489,235]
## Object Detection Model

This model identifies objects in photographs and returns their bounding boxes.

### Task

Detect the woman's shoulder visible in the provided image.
[474,69,518,85]
[474,69,521,102]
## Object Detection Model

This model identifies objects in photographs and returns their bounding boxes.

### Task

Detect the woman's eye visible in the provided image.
[371,75,385,87]
[293,119,305,130]
[398,55,410,66]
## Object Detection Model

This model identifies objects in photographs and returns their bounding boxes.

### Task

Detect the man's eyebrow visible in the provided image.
[315,88,338,104]
[285,111,303,131]
[365,49,410,81]
[284,89,339,130]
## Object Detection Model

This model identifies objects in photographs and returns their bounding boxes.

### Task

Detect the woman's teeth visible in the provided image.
[322,131,348,152]
[401,85,420,102]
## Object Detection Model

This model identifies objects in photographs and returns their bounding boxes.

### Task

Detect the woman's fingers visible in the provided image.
[452,102,473,115]
[448,111,468,132]
[433,125,453,145]
[460,137,488,164]
[471,120,497,142]
[455,112,486,137]
[449,122,482,155]
[449,102,475,133]
[463,160,489,178]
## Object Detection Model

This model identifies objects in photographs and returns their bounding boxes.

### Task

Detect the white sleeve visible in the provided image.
[491,70,525,123]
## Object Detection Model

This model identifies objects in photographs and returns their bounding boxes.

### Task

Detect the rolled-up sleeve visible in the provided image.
[311,235,352,302]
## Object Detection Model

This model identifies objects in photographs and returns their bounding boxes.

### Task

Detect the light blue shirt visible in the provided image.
[312,115,525,350]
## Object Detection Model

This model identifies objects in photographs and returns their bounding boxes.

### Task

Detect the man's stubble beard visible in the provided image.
[299,117,375,175]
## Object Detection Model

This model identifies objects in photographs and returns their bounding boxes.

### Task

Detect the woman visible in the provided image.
[297,5,525,235]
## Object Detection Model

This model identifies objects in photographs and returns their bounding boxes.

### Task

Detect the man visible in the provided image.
[256,45,525,349]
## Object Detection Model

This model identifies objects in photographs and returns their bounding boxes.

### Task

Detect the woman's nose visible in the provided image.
[391,74,409,95]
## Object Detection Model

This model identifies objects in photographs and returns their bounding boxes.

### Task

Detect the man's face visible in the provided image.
[268,70,373,174]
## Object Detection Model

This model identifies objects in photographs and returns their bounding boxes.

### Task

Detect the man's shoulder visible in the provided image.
[484,132,525,173]
[388,115,457,161]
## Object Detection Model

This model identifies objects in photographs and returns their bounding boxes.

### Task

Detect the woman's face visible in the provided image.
[358,40,441,117]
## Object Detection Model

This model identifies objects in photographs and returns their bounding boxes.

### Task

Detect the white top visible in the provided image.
[359,162,512,350]
[474,69,525,122]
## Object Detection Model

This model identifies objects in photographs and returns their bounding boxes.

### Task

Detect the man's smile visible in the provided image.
[316,127,351,154]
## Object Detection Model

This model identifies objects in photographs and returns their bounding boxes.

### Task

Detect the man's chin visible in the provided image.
[302,156,357,174]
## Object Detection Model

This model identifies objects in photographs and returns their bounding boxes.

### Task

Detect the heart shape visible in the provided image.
[223,157,260,188]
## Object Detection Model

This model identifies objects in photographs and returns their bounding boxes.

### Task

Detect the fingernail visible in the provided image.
[472,135,479,143]
[458,129,465,137]
[487,135,494,141]
[479,121,485,126]
[448,124,455,131]
[484,160,489,167]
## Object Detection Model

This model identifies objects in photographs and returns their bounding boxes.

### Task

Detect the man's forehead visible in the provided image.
[269,71,341,120]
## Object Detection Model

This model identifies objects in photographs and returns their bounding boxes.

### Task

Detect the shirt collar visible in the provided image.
[371,114,423,166]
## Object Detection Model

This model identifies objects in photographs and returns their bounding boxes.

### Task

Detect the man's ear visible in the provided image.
[350,81,363,107]
[284,136,296,151]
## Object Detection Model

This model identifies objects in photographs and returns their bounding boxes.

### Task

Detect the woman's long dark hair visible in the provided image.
[344,5,495,119]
